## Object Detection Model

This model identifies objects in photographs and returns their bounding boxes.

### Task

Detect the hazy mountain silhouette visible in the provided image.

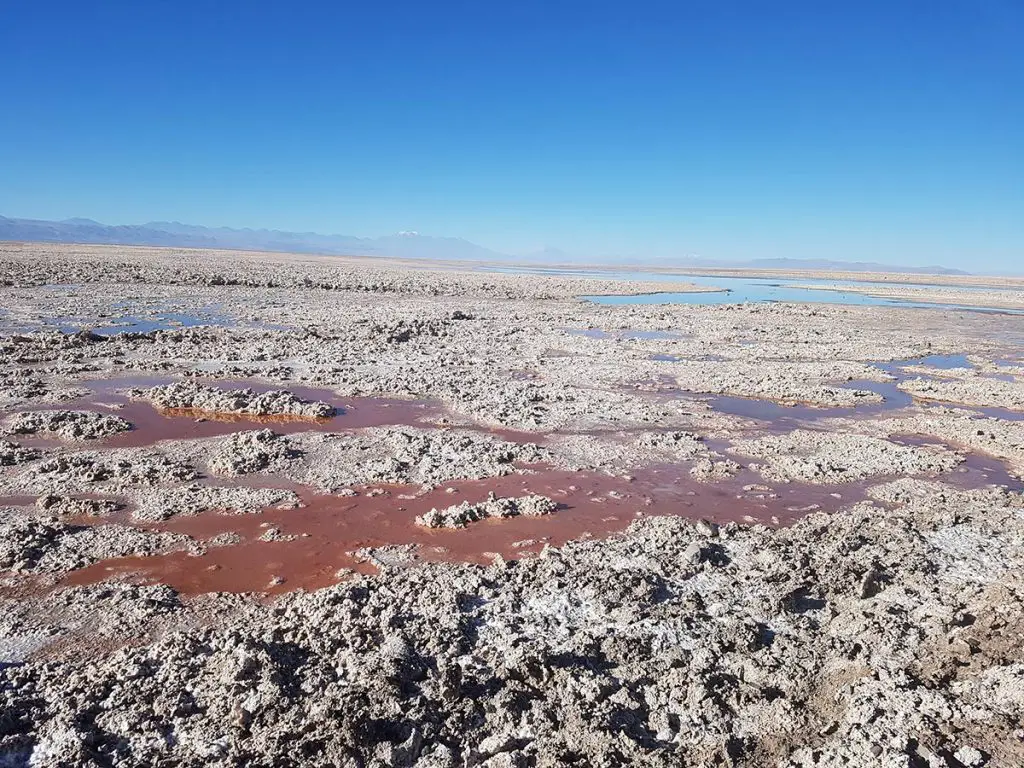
[0,215,969,275]
[744,257,969,275]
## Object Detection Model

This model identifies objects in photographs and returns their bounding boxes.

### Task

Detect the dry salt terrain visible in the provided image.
[1,241,1023,767]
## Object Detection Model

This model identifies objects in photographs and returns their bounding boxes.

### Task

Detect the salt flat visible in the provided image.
[1,242,1022,767]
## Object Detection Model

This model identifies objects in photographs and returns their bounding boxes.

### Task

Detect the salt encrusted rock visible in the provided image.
[30,451,198,488]
[353,543,421,569]
[257,527,296,542]
[5,485,1024,765]
[689,456,742,481]
[0,517,64,571]
[208,429,299,476]
[130,484,301,521]
[0,439,41,466]
[415,492,557,528]
[0,515,189,574]
[4,410,132,441]
[953,746,986,767]
[286,427,550,491]
[134,381,336,419]
[899,374,1024,411]
[844,408,1024,478]
[732,429,962,484]
[635,430,707,458]
[36,495,122,517]
[0,370,89,409]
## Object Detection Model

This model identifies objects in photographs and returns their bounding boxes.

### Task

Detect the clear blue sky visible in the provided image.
[2,1,1022,270]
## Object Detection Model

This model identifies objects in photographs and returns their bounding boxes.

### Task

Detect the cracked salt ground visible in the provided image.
[4,244,1024,766]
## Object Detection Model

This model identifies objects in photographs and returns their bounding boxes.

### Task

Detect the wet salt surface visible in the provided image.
[650,353,728,363]
[487,265,1021,295]
[0,495,37,508]
[989,372,1020,383]
[567,328,686,341]
[545,269,1024,314]
[891,436,1024,491]
[877,354,1020,385]
[61,466,865,595]
[575,333,1017,417]
[93,313,223,335]
[870,355,1024,419]
[0,294,292,336]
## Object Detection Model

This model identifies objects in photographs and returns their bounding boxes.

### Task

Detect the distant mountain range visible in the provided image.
[0,215,970,275]
[722,257,970,275]
[0,215,502,262]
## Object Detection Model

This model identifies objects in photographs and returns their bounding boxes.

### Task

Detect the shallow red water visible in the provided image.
[8,373,1022,598]
[18,376,444,448]
[60,465,864,595]
[0,495,37,507]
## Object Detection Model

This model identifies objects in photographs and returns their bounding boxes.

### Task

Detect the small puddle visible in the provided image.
[703,388,1024,426]
[701,379,912,425]
[5,303,294,337]
[845,380,915,408]
[60,465,862,595]
[932,403,1024,422]
[988,372,1019,383]
[687,353,1023,425]
[91,313,223,336]
[873,354,974,374]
